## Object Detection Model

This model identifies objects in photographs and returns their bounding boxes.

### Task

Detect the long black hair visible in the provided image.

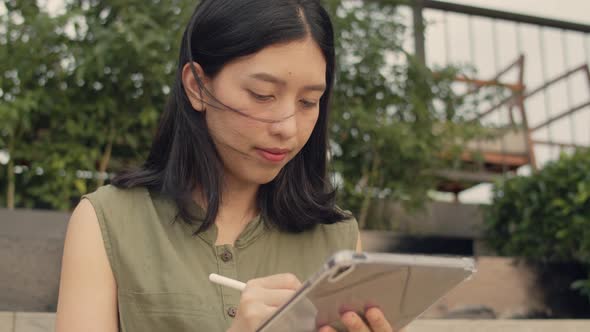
[112,0,350,233]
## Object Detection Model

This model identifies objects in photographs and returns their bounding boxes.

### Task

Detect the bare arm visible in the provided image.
[356,235,362,252]
[55,199,119,332]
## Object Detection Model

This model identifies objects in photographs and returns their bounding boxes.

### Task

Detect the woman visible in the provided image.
[56,0,395,331]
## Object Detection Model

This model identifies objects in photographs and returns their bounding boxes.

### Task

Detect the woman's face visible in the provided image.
[189,37,326,186]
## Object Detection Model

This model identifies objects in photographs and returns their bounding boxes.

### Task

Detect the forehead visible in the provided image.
[222,37,326,85]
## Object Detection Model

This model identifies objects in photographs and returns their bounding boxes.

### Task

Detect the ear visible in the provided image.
[181,62,209,112]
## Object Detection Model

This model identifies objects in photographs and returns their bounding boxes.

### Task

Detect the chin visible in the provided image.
[249,168,283,185]
[256,173,282,185]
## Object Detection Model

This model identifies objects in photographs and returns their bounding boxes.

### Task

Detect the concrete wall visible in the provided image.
[1,207,586,321]
[0,206,477,312]
[0,209,69,312]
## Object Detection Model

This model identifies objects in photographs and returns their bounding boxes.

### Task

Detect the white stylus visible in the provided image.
[209,273,247,292]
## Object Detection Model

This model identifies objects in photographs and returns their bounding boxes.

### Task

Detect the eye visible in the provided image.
[248,90,273,102]
[300,99,318,109]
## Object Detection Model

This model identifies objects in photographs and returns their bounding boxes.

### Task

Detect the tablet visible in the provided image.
[256,250,476,332]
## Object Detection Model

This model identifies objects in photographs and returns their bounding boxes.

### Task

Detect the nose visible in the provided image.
[268,104,298,140]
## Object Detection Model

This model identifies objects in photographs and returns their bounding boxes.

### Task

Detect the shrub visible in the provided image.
[485,148,590,302]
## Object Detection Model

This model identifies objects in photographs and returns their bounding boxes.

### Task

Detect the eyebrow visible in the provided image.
[248,72,326,92]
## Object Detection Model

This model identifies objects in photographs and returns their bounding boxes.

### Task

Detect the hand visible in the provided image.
[226,273,302,332]
[318,307,395,332]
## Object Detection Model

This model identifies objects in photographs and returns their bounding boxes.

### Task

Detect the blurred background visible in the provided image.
[1,0,589,331]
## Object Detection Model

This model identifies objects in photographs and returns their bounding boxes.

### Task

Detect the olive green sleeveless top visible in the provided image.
[82,185,358,332]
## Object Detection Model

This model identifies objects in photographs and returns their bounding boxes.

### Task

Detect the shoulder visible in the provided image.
[80,184,153,235]
[317,211,358,232]
[83,184,147,203]
[313,208,359,251]
[82,185,148,212]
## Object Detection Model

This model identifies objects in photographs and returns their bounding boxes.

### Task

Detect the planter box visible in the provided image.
[368,200,484,239]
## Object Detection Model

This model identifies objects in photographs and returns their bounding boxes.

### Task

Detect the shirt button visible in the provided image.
[227,306,237,318]
[220,250,233,262]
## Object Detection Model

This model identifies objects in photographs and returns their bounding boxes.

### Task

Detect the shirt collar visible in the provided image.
[150,189,267,248]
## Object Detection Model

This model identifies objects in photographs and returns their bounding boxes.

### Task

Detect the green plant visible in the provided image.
[0,0,191,209]
[0,3,72,208]
[324,0,482,227]
[485,148,590,302]
[2,0,483,216]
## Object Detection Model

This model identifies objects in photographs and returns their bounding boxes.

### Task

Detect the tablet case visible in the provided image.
[256,251,476,332]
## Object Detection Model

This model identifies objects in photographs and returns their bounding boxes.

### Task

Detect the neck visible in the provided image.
[193,173,260,245]
[220,174,259,218]
[192,173,260,224]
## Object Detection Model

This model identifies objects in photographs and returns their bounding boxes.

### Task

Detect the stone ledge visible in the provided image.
[0,312,14,332]
[14,312,55,332]
[2,313,589,332]
[407,319,590,331]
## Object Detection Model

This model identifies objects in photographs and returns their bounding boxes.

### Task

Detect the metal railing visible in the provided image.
[410,0,590,187]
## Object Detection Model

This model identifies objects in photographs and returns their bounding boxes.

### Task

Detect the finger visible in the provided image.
[365,307,393,332]
[248,273,302,290]
[341,312,371,332]
[317,326,338,332]
[240,287,296,308]
[257,288,298,307]
[236,301,277,328]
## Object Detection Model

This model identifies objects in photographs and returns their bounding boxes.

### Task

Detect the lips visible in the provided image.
[255,147,292,163]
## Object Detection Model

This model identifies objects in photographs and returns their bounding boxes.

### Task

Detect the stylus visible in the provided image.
[209,273,247,291]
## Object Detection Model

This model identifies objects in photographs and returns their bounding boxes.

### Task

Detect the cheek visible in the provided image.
[206,114,256,149]
[299,112,320,142]
[204,87,258,145]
